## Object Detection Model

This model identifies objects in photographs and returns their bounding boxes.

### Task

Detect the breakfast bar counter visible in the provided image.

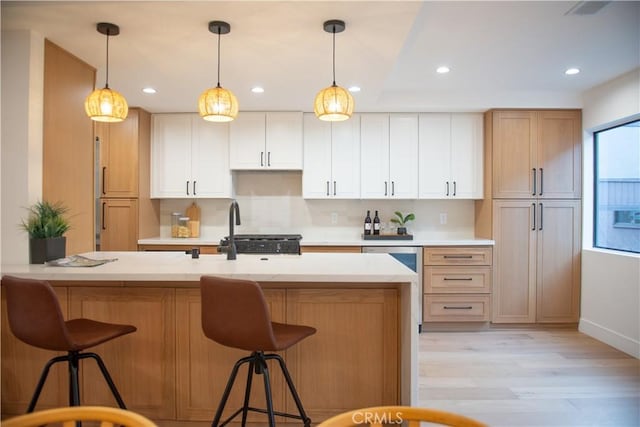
[1,252,418,425]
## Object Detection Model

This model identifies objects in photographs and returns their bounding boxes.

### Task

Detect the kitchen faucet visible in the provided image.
[221,200,241,260]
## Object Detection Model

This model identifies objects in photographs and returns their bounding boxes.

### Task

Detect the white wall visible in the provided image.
[0,30,45,265]
[159,171,477,242]
[580,68,640,358]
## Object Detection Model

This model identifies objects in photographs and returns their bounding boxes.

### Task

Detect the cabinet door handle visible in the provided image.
[267,152,271,167]
[193,181,197,196]
[539,168,544,196]
[443,277,473,281]
[101,202,106,230]
[443,306,473,310]
[333,181,337,196]
[446,181,450,196]
[391,181,395,196]
[186,181,190,196]
[261,152,264,167]
[102,167,107,195]
[384,181,388,196]
[443,255,473,259]
[532,168,537,196]
[453,181,457,196]
[326,181,330,196]
[531,202,536,231]
[539,203,543,231]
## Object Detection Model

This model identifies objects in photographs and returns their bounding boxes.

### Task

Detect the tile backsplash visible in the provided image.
[159,171,476,241]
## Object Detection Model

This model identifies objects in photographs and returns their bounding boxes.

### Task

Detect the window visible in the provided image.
[594,120,640,253]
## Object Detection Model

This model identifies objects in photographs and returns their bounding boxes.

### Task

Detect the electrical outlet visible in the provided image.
[331,212,338,224]
[439,213,448,225]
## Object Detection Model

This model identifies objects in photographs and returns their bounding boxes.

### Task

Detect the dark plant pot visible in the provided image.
[397,227,407,235]
[29,236,66,264]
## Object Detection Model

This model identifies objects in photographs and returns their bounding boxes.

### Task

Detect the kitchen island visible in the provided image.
[1,251,417,426]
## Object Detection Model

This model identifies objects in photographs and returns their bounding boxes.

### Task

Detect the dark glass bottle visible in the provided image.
[364,210,372,235]
[373,210,381,235]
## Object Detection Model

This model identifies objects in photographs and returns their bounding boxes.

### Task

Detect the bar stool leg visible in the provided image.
[68,352,81,406]
[212,354,254,427]
[27,354,68,412]
[257,353,276,427]
[268,354,311,426]
[240,358,256,426]
[82,352,127,409]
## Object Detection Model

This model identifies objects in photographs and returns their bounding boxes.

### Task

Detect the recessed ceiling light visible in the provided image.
[251,86,264,93]
[142,87,157,94]
[565,68,580,75]
[436,66,450,74]
[348,86,361,93]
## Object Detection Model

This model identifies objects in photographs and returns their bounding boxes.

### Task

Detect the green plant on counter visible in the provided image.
[20,200,70,238]
[390,211,415,227]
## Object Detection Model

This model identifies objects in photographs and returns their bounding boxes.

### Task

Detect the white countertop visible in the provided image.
[1,251,417,283]
[138,237,494,247]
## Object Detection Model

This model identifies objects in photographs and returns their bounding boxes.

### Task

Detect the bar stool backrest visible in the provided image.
[1,405,158,427]
[1,275,72,351]
[200,275,278,352]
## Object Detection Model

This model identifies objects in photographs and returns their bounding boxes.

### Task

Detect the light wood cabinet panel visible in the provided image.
[424,295,491,322]
[99,199,138,251]
[97,112,139,198]
[285,289,398,420]
[492,200,581,323]
[424,266,491,293]
[68,287,175,419]
[175,289,286,421]
[424,246,493,266]
[1,287,68,414]
[43,40,95,255]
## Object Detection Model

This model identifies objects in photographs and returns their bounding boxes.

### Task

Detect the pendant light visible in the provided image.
[314,19,354,122]
[85,23,128,122]
[198,21,239,122]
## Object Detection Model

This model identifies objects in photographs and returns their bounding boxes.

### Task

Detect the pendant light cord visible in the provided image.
[105,28,110,89]
[216,28,222,88]
[332,25,336,86]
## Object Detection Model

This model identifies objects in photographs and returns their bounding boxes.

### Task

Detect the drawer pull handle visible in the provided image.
[443,255,473,259]
[443,306,473,310]
[443,277,473,281]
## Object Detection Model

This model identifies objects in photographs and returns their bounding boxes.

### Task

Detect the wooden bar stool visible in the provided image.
[200,275,316,427]
[1,275,137,412]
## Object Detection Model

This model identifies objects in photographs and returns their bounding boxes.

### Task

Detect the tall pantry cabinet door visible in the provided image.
[492,200,537,323]
[492,111,537,199]
[100,199,138,251]
[537,111,582,199]
[331,115,361,198]
[191,118,231,198]
[418,113,451,198]
[151,114,192,198]
[536,200,581,322]
[389,114,419,198]
[302,114,333,198]
[97,110,139,198]
[360,114,390,198]
[450,113,483,198]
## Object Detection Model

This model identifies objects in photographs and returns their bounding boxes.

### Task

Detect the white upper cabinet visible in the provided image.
[151,113,231,198]
[361,113,418,199]
[229,112,303,170]
[303,113,361,199]
[418,113,483,199]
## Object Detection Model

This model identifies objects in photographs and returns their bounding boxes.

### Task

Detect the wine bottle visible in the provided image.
[373,210,381,235]
[364,210,372,235]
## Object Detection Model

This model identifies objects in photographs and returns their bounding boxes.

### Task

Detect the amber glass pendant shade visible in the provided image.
[85,87,128,122]
[314,84,354,122]
[198,85,238,122]
[86,23,128,123]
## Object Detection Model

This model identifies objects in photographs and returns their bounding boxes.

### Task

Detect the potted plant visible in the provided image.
[21,200,70,264]
[390,211,415,235]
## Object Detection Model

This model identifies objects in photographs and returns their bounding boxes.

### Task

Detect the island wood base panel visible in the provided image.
[1,281,400,424]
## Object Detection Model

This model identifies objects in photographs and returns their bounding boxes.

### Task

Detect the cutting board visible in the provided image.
[186,202,200,238]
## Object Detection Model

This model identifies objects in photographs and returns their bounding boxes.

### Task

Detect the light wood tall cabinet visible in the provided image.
[96,109,159,251]
[303,113,361,198]
[476,109,582,324]
[419,113,483,199]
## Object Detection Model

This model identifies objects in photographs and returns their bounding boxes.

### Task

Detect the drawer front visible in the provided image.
[423,295,491,322]
[424,246,493,266]
[425,266,491,293]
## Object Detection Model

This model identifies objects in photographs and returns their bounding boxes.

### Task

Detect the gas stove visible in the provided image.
[218,234,302,255]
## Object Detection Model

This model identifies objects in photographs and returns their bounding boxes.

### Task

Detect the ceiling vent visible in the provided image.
[565,1,611,15]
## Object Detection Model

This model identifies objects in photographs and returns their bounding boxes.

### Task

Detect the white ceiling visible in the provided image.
[3,0,639,114]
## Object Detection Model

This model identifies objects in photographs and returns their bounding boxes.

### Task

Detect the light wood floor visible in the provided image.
[418,328,640,426]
